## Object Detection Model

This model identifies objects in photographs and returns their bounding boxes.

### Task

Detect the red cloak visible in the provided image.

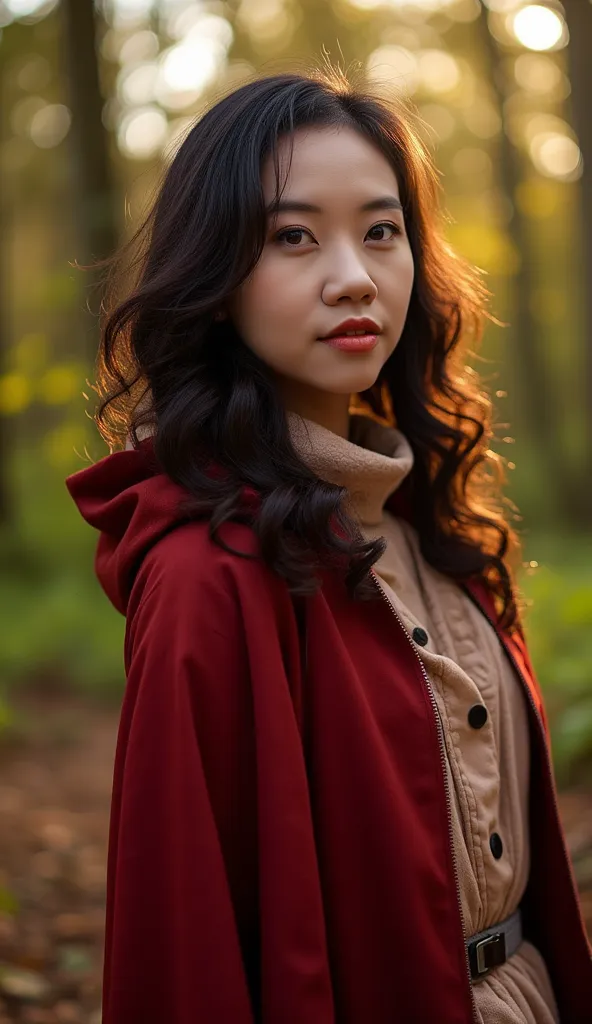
[66,439,592,1023]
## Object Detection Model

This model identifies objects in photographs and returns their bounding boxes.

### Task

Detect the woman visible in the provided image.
[66,68,592,1023]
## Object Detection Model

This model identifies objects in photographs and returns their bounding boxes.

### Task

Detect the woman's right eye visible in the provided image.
[275,227,315,247]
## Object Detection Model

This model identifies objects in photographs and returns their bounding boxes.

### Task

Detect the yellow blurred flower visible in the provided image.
[38,364,84,406]
[0,373,32,415]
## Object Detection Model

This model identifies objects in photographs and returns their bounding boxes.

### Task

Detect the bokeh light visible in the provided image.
[118,62,160,106]
[16,55,51,92]
[235,0,294,47]
[366,45,419,94]
[452,147,494,184]
[529,133,583,181]
[156,39,219,109]
[109,0,154,26]
[29,104,71,148]
[462,97,502,139]
[514,53,563,95]
[161,40,217,93]
[11,95,46,136]
[483,0,521,11]
[3,0,57,18]
[347,0,383,9]
[117,106,169,159]
[417,50,461,94]
[118,30,160,65]
[512,4,567,52]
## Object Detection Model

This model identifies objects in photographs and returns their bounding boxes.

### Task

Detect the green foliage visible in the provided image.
[521,535,592,785]
[0,566,125,699]
[0,443,125,706]
[0,887,19,916]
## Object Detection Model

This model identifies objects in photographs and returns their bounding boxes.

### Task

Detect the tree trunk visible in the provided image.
[0,25,14,526]
[475,0,586,523]
[60,0,119,358]
[562,0,592,498]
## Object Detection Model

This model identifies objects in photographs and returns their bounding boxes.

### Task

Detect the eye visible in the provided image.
[275,226,316,247]
[366,222,402,242]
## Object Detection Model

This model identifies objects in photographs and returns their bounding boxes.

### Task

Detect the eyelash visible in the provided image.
[274,221,402,247]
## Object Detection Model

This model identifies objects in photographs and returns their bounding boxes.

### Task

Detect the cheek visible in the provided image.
[239,261,302,335]
[389,250,415,307]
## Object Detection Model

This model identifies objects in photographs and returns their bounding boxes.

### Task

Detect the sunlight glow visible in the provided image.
[512,5,566,52]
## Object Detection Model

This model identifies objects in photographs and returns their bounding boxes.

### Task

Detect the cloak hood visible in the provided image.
[65,438,198,616]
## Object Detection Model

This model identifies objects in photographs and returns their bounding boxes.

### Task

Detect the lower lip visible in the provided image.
[320,333,379,352]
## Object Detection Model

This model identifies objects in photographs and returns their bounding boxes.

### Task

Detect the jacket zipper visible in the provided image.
[369,568,478,1023]
[461,587,585,924]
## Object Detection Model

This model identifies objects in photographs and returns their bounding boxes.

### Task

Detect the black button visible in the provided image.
[412,627,428,647]
[490,833,503,859]
[468,704,488,729]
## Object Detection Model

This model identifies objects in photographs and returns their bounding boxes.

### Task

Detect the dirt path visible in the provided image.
[0,693,591,1023]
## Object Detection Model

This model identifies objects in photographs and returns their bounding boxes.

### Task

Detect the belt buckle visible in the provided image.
[469,932,506,979]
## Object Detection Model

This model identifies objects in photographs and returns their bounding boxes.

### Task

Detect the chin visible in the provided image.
[327,368,382,395]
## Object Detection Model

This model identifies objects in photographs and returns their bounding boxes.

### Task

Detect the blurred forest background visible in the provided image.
[0,0,591,1020]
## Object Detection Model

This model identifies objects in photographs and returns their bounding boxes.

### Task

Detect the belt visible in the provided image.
[467,908,523,982]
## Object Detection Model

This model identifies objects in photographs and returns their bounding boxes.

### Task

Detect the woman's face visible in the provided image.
[228,125,415,430]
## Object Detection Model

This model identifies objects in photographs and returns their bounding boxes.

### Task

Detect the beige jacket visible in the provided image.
[288,412,560,1024]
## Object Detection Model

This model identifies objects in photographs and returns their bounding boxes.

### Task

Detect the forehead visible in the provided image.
[262,125,401,203]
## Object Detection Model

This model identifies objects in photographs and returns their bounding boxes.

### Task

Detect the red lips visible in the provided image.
[320,317,381,339]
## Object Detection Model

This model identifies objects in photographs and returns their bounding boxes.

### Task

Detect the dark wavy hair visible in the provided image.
[94,66,522,630]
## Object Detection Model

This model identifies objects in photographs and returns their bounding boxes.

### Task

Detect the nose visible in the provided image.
[321,244,378,306]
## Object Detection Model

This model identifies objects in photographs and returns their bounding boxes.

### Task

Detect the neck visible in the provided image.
[276,377,351,439]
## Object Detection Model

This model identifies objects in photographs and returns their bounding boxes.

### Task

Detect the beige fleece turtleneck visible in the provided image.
[288,412,559,1024]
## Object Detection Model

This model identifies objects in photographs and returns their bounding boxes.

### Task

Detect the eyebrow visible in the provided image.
[266,195,404,216]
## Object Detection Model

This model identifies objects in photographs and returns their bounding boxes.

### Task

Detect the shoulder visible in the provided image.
[127,517,293,643]
[139,518,260,589]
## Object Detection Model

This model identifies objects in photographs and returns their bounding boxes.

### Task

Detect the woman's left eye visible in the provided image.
[366,222,401,241]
